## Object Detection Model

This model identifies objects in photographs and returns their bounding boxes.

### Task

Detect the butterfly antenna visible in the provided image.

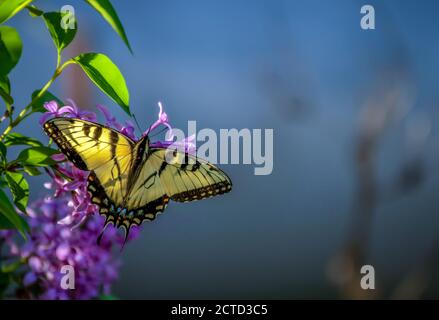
[143,122,154,137]
[148,126,168,139]
[132,114,143,135]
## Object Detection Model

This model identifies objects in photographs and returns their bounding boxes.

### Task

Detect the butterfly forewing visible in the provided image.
[44,118,135,206]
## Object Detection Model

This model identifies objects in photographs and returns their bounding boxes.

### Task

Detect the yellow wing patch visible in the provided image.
[44,118,135,205]
[149,148,232,202]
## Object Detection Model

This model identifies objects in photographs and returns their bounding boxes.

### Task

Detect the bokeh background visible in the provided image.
[5,0,439,298]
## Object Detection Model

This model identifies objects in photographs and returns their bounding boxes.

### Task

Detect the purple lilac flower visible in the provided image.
[45,163,96,228]
[1,198,124,299]
[39,99,96,125]
[143,101,172,137]
[96,104,137,140]
[147,102,197,155]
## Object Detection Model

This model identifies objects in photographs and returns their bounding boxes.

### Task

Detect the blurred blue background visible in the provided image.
[4,0,439,298]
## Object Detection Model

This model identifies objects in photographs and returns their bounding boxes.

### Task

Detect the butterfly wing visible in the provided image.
[108,150,171,231]
[43,118,135,206]
[150,148,232,202]
[115,148,232,231]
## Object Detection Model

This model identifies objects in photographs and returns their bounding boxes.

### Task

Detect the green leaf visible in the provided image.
[0,141,6,159]
[4,132,43,147]
[26,4,43,17]
[0,75,10,93]
[0,176,7,188]
[42,11,77,52]
[0,75,12,105]
[72,53,130,114]
[31,90,64,113]
[23,165,41,176]
[0,26,22,76]
[1,260,21,273]
[5,171,29,213]
[0,0,33,24]
[0,188,29,238]
[16,146,58,166]
[0,212,13,229]
[84,0,132,53]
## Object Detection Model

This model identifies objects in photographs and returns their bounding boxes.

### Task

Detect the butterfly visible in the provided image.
[43,117,232,244]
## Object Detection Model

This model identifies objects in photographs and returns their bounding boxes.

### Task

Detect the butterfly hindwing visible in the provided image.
[87,170,169,230]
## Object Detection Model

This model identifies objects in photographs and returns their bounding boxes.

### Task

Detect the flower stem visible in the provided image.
[0,60,74,141]
[56,50,61,70]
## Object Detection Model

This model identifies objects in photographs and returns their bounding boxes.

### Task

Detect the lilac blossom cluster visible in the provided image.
[1,199,123,299]
[0,99,192,299]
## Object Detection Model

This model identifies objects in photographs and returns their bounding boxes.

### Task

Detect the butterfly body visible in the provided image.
[43,118,232,242]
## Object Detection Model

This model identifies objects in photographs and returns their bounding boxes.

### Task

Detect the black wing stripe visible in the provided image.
[84,124,91,137]
[93,126,103,140]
